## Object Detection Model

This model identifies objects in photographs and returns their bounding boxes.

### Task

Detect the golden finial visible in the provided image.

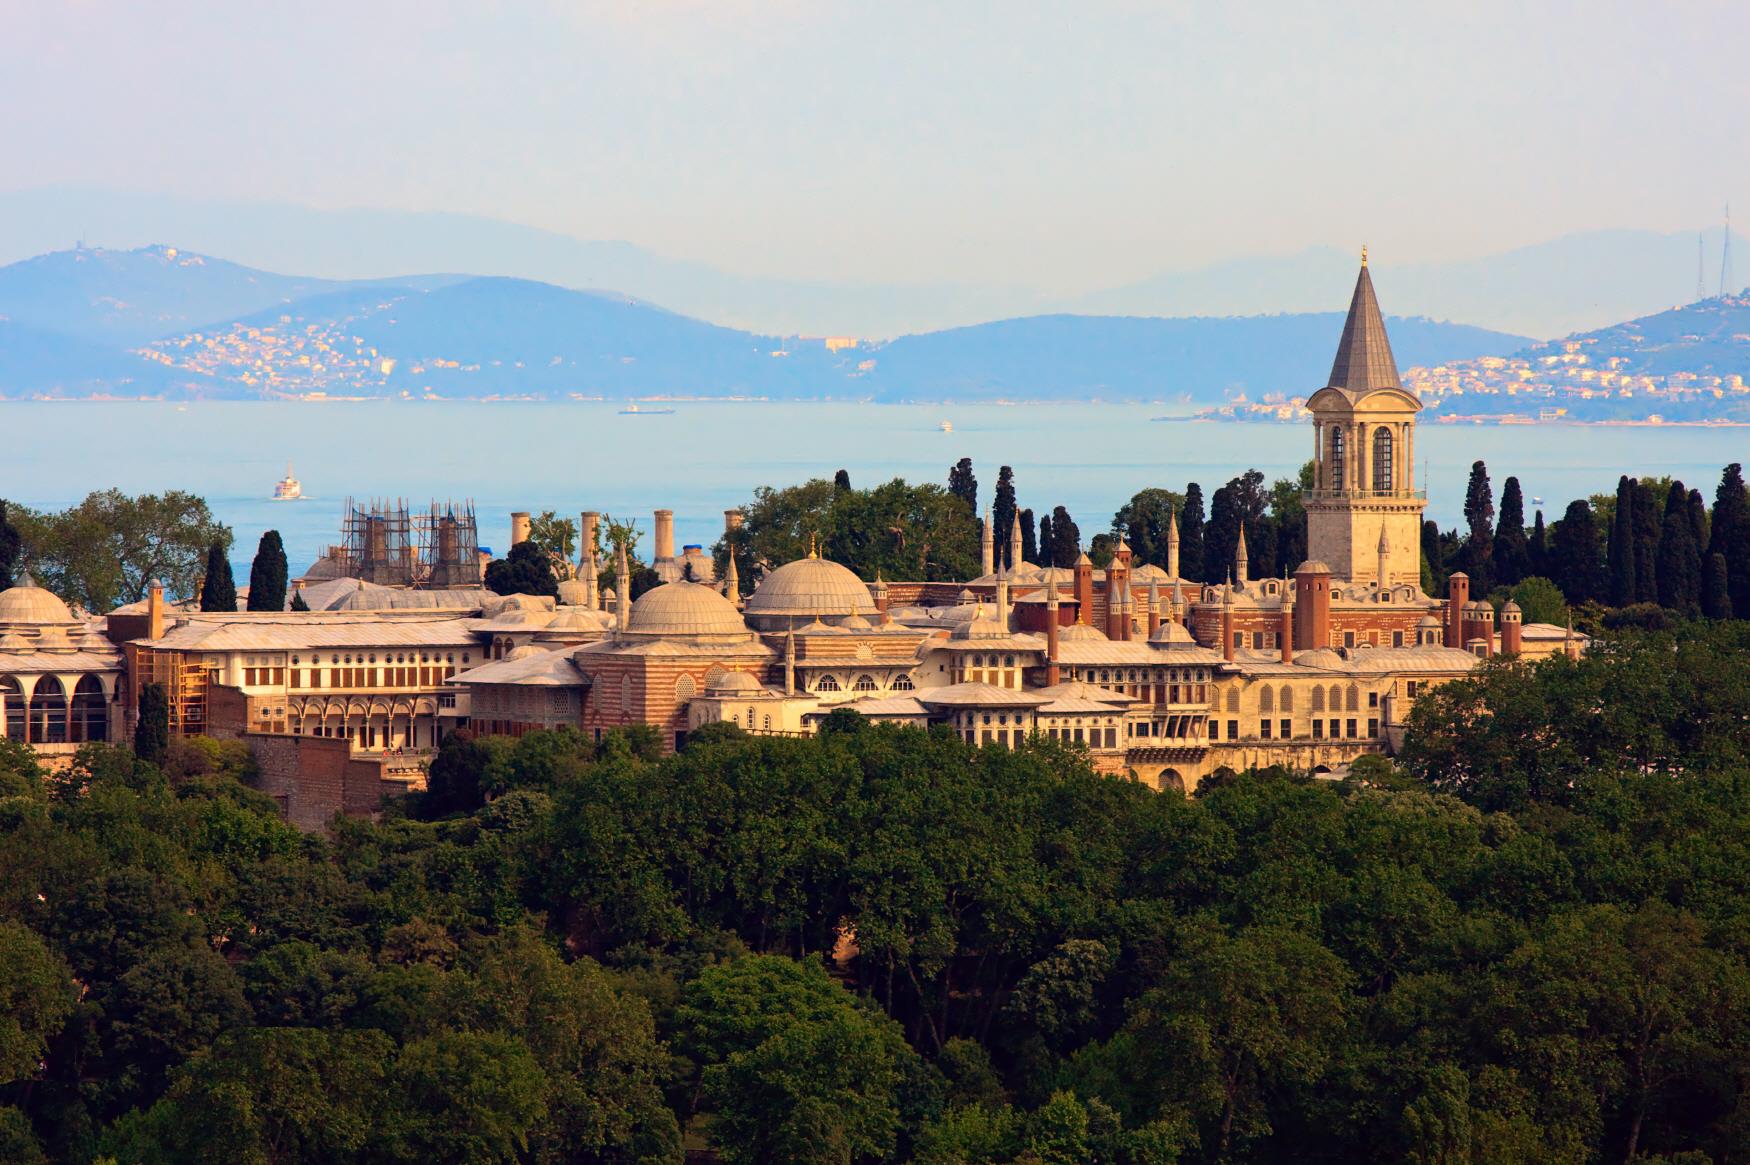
[1361,244,1368,267]
[808,532,819,559]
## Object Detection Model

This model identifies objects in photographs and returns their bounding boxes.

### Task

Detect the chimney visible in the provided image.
[1279,582,1295,664]
[871,571,888,620]
[1221,581,1235,663]
[510,511,531,547]
[616,540,632,631]
[654,509,675,562]
[148,580,167,641]
[981,508,994,578]
[1147,581,1161,638]
[1447,573,1470,653]
[580,511,600,560]
[996,578,1009,630]
[1293,560,1331,651]
[1045,581,1061,686]
[784,623,796,695]
[1501,600,1523,656]
[1074,553,1094,625]
[724,509,744,536]
[1167,509,1181,580]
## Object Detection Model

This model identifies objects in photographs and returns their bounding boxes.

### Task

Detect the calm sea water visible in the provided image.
[4,401,1745,578]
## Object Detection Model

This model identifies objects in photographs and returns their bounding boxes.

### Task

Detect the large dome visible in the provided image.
[0,582,73,625]
[744,556,876,621]
[625,581,749,638]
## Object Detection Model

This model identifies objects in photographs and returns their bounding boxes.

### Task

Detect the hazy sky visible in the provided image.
[4,0,1746,291]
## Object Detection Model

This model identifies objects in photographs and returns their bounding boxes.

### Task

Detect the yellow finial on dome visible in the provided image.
[1361,244,1368,267]
[808,532,819,559]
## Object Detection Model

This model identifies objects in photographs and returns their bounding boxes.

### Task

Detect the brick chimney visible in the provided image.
[1446,572,1470,652]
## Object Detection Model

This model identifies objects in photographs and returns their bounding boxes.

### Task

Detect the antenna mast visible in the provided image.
[1723,204,1735,299]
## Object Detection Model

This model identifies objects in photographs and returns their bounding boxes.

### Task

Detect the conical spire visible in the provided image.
[1234,522,1249,583]
[1326,255,1402,393]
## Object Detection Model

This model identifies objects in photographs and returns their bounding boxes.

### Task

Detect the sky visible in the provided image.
[3,0,1747,293]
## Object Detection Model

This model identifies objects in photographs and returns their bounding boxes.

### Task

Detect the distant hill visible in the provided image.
[2,188,1744,338]
[0,244,1532,403]
[1527,293,1750,376]
[856,313,1527,403]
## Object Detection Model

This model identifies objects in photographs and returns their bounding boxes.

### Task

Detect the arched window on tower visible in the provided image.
[0,676,23,740]
[1328,426,1346,490]
[1372,427,1394,494]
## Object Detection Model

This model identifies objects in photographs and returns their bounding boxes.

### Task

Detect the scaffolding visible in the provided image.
[337,498,416,586]
[418,501,482,589]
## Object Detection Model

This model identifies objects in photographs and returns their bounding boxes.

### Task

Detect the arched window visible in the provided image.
[1346,684,1360,712]
[1328,426,1346,490]
[0,676,22,740]
[816,675,841,692]
[1311,685,1326,712]
[1280,685,1294,713]
[1259,686,1274,714]
[1329,683,1343,711]
[29,676,68,745]
[1225,688,1240,713]
[1372,427,1394,493]
[674,674,697,701]
[72,676,107,743]
[892,674,914,691]
[853,674,878,692]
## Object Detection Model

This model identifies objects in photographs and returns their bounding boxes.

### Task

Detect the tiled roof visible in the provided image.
[450,650,589,687]
[914,682,1049,708]
[1326,262,1403,394]
[140,614,482,652]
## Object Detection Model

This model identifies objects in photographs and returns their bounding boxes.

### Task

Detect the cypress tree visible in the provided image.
[1037,513,1053,567]
[290,589,310,612]
[1632,479,1662,603]
[1420,519,1446,594]
[833,468,852,492]
[947,458,977,515]
[1710,463,1750,617]
[0,500,20,591]
[1608,476,1637,607]
[1703,552,1732,619]
[1528,510,1548,578]
[246,530,289,611]
[134,682,170,766]
[993,466,1017,572]
[199,543,236,612]
[1180,483,1206,583]
[1550,499,1604,605]
[1459,460,1495,594]
[1047,506,1081,568]
[1019,508,1037,565]
[1657,481,1701,614]
[1492,476,1530,587]
[1205,483,1240,583]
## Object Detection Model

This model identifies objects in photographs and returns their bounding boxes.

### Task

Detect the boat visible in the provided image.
[619,403,676,415]
[939,420,953,433]
[272,463,303,501]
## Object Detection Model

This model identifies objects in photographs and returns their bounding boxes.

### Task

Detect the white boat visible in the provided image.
[939,420,953,433]
[619,403,676,415]
[272,463,303,501]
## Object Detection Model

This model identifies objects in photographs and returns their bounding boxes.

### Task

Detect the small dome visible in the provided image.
[0,630,35,653]
[1148,619,1197,646]
[840,613,874,631]
[1502,600,1522,614]
[504,644,548,661]
[1295,560,1333,576]
[1058,622,1109,642]
[557,578,589,606]
[1418,613,1441,627]
[958,588,977,604]
[0,581,73,625]
[544,607,612,633]
[951,608,1010,640]
[34,626,76,653]
[744,556,875,619]
[706,670,762,695]
[625,581,748,638]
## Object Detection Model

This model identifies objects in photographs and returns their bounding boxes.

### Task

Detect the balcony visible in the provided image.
[1303,488,1427,502]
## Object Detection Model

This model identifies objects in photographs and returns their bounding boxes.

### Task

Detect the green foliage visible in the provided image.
[0,922,77,1085]
[133,683,170,767]
[10,489,231,610]
[198,542,236,612]
[1111,488,1185,570]
[484,539,560,597]
[526,509,578,561]
[0,499,21,591]
[1499,575,1567,626]
[244,529,288,611]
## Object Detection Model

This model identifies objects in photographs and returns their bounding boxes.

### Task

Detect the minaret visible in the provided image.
[1146,580,1161,638]
[1045,579,1061,686]
[784,621,796,695]
[723,552,741,609]
[1167,508,1180,580]
[1234,523,1249,587]
[1009,514,1024,571]
[615,540,632,632]
[981,508,994,577]
[995,578,1010,630]
[872,570,889,622]
[1221,578,1235,663]
[1170,577,1185,626]
[1279,575,1295,664]
[1376,523,1391,589]
[579,540,599,610]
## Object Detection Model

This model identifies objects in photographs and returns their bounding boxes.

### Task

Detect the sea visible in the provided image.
[5,401,1746,579]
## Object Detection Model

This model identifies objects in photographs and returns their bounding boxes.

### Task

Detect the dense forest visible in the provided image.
[6,620,1750,1163]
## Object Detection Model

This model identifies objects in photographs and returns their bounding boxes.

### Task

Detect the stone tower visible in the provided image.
[1303,254,1427,588]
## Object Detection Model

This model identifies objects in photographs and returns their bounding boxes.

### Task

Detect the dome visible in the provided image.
[1295,560,1333,576]
[556,578,589,606]
[544,607,612,633]
[1501,600,1522,614]
[951,608,1010,640]
[1058,622,1109,642]
[504,643,548,661]
[1418,613,1442,628]
[744,556,876,620]
[0,630,34,653]
[1148,619,1197,647]
[624,581,749,638]
[840,613,874,631]
[706,670,762,695]
[1132,563,1171,583]
[0,581,73,625]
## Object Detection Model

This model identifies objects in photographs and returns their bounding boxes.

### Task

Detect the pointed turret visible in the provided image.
[1325,250,1402,394]
[980,507,994,578]
[1167,508,1181,579]
[1009,513,1024,570]
[1377,522,1391,588]
[723,552,741,609]
[615,539,632,632]
[1234,522,1249,585]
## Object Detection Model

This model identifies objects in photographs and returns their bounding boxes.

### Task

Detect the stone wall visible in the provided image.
[248,733,422,833]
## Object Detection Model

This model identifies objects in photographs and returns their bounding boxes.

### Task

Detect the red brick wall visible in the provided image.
[248,734,413,833]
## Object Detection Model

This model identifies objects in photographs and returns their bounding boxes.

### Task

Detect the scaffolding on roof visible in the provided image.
[418,501,482,589]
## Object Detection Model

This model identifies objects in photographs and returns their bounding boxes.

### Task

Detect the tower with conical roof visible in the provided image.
[1303,252,1427,588]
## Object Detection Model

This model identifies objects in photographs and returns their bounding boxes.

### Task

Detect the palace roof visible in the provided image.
[1325,259,1403,395]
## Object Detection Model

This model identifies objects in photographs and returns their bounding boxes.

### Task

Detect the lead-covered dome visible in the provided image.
[743,556,876,627]
[624,581,749,638]
[0,581,74,625]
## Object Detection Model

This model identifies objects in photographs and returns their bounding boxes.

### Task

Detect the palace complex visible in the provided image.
[0,258,1584,829]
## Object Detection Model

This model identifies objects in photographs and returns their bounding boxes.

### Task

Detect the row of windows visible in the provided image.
[290,652,466,666]
[813,673,913,693]
[1205,717,1379,742]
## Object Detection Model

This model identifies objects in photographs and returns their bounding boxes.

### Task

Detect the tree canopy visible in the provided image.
[10,490,230,611]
